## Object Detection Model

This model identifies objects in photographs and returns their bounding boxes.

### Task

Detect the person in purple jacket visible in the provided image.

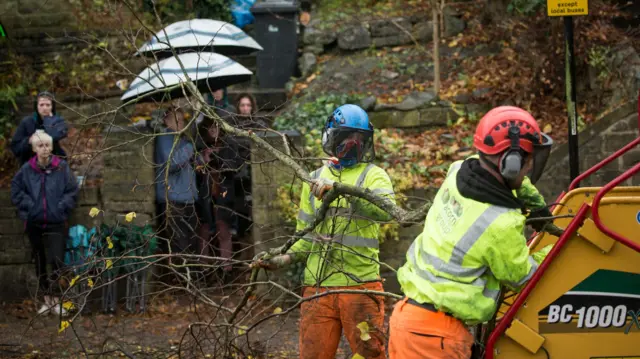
[11,91,68,166]
[11,130,78,316]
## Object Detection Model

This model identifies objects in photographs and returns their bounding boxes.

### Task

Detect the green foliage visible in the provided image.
[0,84,25,138]
[508,0,545,15]
[142,0,232,24]
[587,45,611,81]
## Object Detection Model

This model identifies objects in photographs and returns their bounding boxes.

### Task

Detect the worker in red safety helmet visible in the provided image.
[388,106,556,359]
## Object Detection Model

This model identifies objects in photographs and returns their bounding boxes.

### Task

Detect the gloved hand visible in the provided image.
[310,178,335,200]
[527,206,553,233]
[250,254,292,270]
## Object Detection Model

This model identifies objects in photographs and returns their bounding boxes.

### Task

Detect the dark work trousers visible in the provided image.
[27,223,67,296]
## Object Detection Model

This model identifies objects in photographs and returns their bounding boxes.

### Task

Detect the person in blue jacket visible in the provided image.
[11,91,68,166]
[11,130,78,317]
[154,105,202,257]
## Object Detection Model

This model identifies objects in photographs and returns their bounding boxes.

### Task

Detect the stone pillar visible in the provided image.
[100,125,157,226]
[251,130,303,301]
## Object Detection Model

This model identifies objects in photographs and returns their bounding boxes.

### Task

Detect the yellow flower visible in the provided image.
[106,236,113,249]
[69,275,80,287]
[87,278,94,288]
[352,354,365,359]
[62,301,75,311]
[105,259,113,270]
[89,207,101,218]
[58,320,70,334]
[237,326,248,335]
[125,212,136,222]
[273,307,283,314]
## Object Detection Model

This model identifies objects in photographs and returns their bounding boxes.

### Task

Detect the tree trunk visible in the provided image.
[432,2,441,95]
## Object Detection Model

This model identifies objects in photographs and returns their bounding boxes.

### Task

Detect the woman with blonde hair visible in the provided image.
[11,130,78,316]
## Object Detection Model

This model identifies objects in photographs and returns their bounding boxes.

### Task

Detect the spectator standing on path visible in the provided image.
[253,104,395,359]
[11,91,68,166]
[208,88,236,120]
[11,130,78,317]
[194,118,235,275]
[154,106,201,258]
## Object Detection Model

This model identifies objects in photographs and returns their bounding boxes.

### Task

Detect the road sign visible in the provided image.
[547,0,588,16]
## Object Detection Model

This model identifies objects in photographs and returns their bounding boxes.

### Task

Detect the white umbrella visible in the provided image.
[136,19,263,58]
[121,52,252,103]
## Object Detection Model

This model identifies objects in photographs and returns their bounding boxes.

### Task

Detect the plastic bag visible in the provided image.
[231,0,256,28]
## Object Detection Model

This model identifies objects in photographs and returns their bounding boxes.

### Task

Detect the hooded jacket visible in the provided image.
[154,129,199,204]
[11,112,68,166]
[11,156,79,225]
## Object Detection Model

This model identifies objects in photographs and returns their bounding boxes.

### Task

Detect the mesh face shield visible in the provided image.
[528,132,553,184]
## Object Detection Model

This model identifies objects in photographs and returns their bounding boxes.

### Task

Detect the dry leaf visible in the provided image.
[356,321,371,341]
[58,320,70,334]
[125,212,136,222]
[299,11,311,26]
[89,207,100,218]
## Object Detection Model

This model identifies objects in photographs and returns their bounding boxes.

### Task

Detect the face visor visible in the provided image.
[527,132,553,184]
[321,115,374,164]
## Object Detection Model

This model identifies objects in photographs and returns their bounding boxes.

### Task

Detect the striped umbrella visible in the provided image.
[135,19,263,59]
[121,51,252,102]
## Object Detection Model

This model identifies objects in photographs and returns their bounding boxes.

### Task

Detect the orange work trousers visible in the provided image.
[299,282,387,359]
[388,297,474,359]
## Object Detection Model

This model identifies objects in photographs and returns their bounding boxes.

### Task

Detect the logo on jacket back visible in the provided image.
[436,188,464,235]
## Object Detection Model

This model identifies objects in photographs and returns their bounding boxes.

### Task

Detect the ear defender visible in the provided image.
[499,123,524,182]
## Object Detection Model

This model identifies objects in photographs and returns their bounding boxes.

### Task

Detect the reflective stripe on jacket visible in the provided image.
[397,159,546,325]
[287,162,395,287]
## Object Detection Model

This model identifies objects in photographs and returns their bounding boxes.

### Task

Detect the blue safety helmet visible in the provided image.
[321,104,375,168]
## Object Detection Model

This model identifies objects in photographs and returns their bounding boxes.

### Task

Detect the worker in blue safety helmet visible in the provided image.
[253,104,396,359]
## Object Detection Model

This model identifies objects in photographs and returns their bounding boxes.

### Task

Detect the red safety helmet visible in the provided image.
[473,106,553,184]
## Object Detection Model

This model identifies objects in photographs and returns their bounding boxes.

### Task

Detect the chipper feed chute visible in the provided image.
[480,130,640,359]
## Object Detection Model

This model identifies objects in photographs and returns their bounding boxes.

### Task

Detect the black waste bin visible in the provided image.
[250,0,298,89]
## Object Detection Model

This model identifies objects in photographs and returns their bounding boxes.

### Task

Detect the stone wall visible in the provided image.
[299,9,466,76]
[536,99,640,202]
[0,125,156,301]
